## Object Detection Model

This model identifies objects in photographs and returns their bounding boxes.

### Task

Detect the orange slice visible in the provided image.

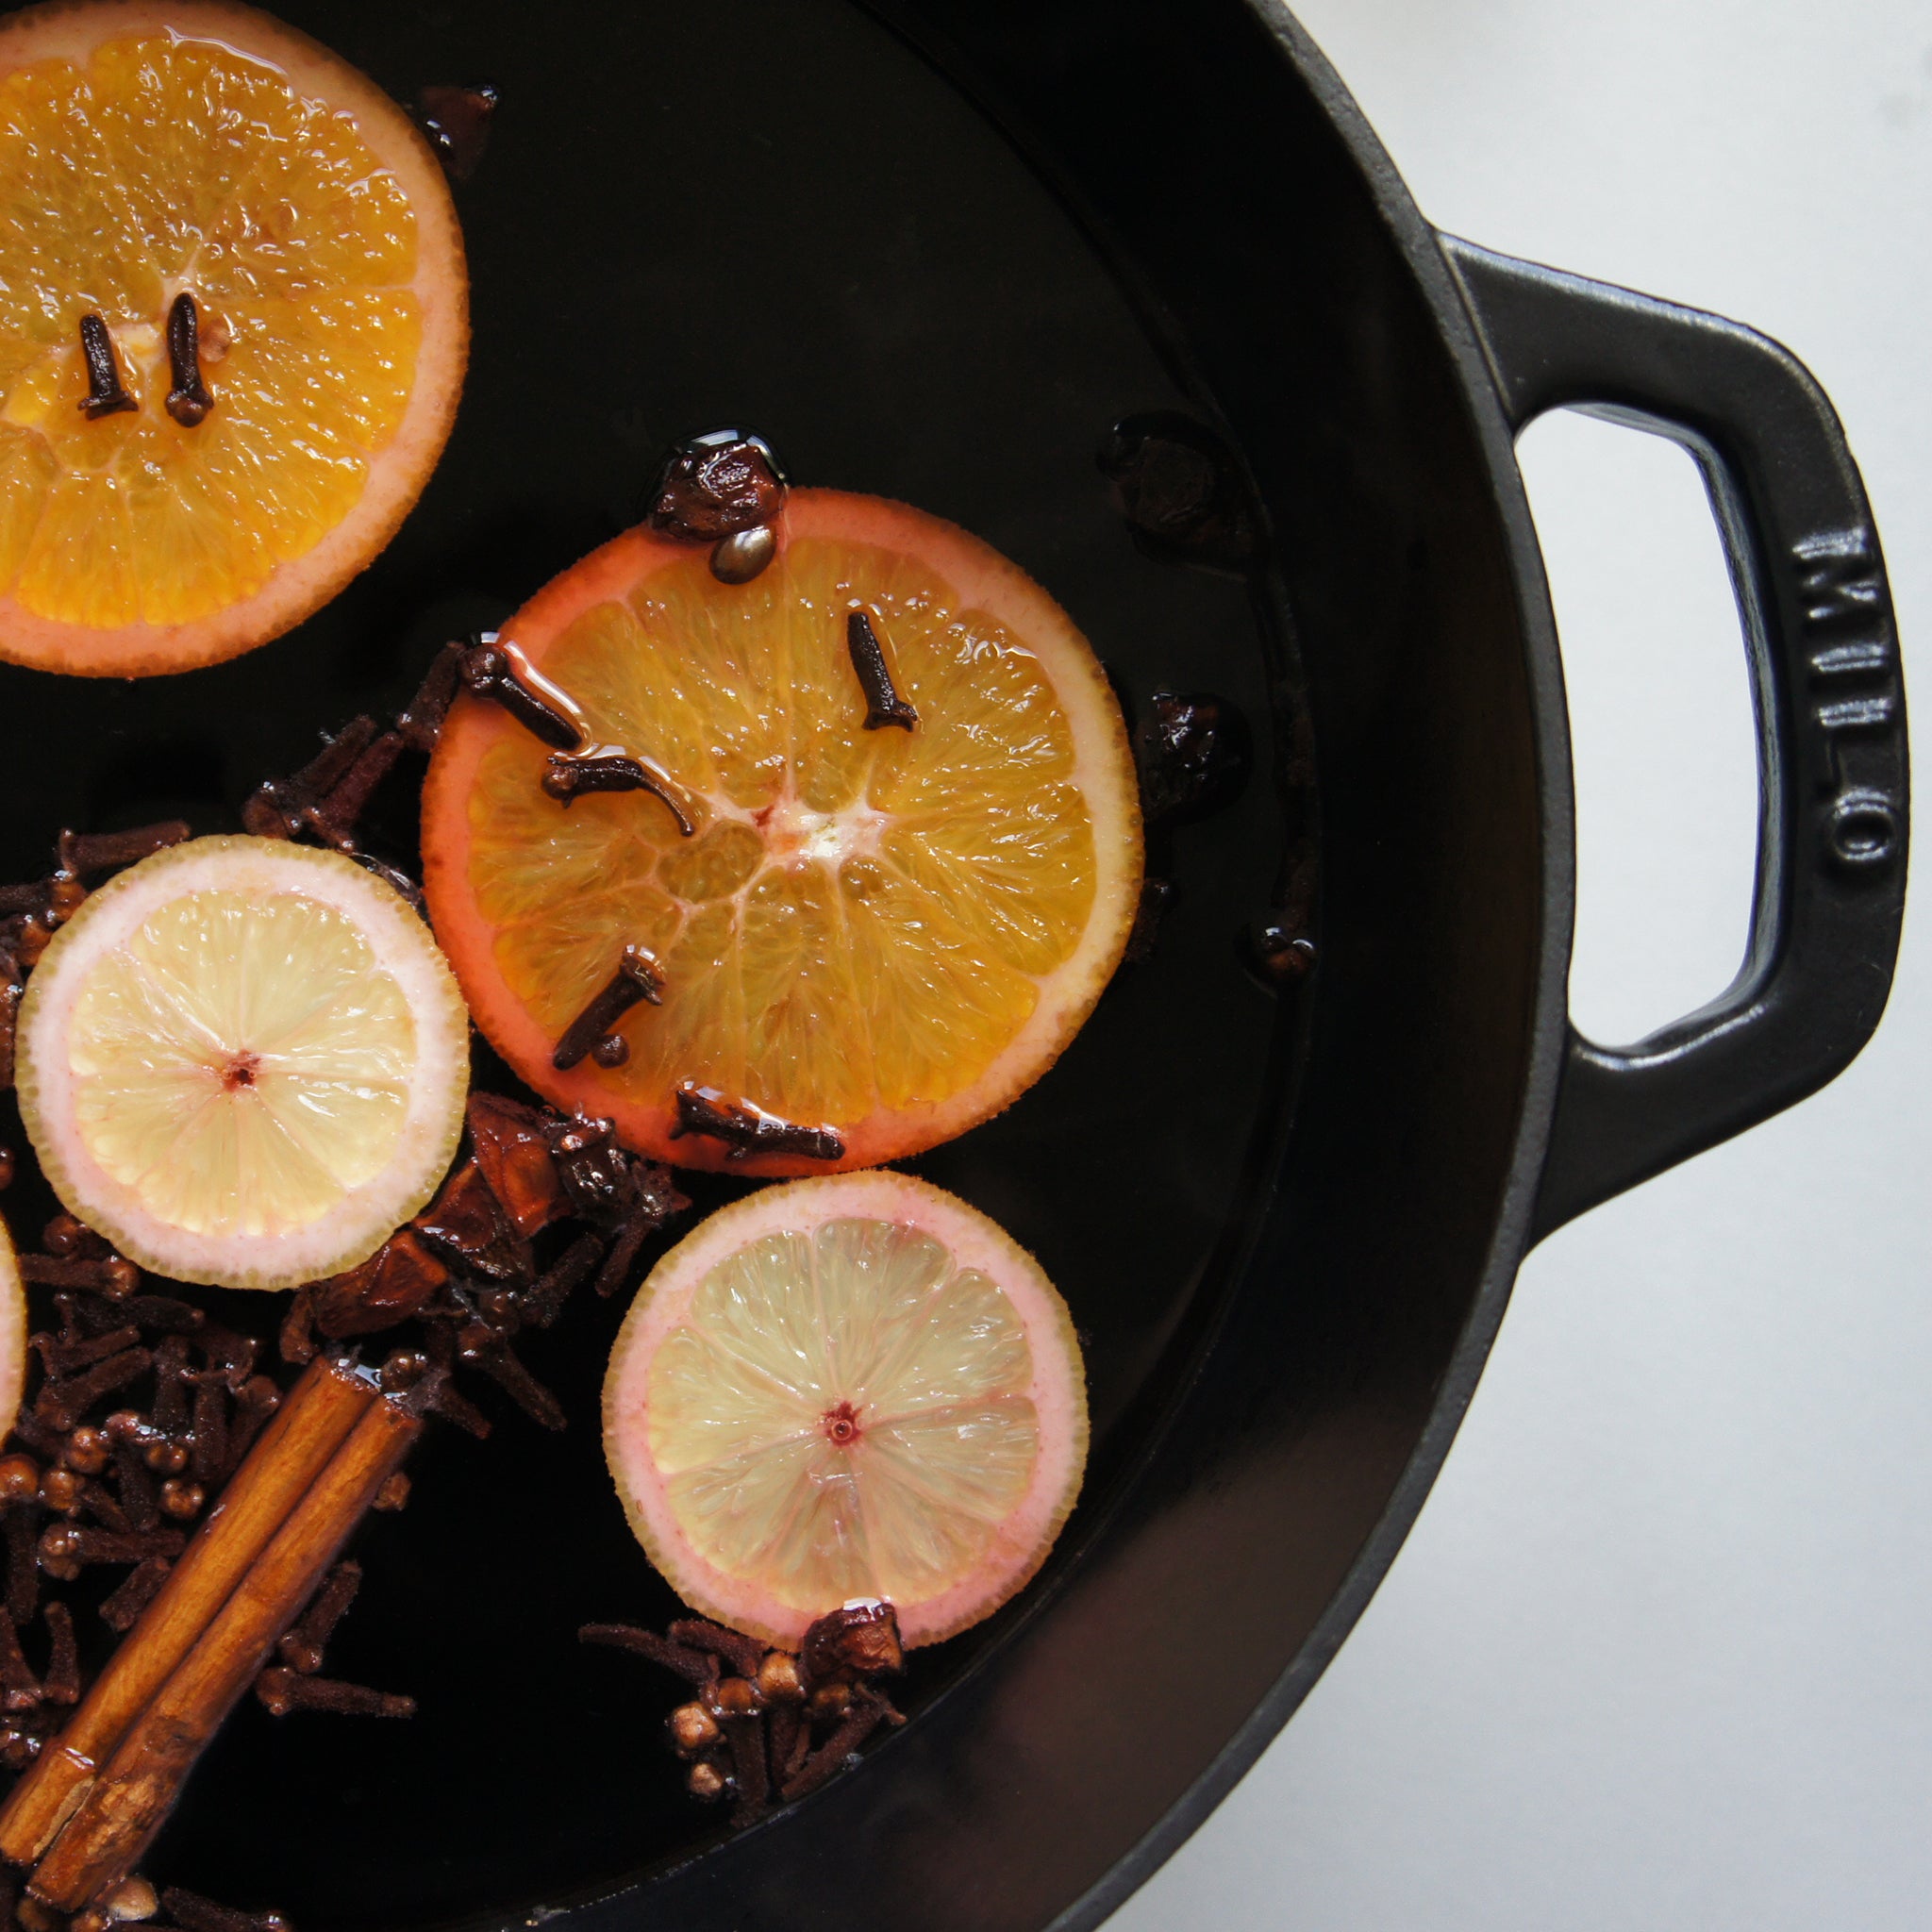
[604,1171,1089,1649]
[422,490,1142,1175]
[15,836,470,1290]
[0,0,468,676]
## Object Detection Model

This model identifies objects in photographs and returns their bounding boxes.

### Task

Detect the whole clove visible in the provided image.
[279,1562,361,1676]
[1248,847,1318,988]
[108,1439,158,1534]
[256,1664,414,1719]
[454,1329,565,1432]
[57,823,192,880]
[396,641,467,752]
[242,716,378,841]
[159,1890,292,1932]
[97,1557,171,1635]
[778,1682,903,1803]
[4,1498,42,1626]
[542,1114,688,1243]
[668,1701,722,1757]
[300,730,407,851]
[552,946,664,1071]
[151,1339,193,1440]
[225,1377,281,1474]
[41,1603,78,1707]
[117,1294,205,1337]
[164,293,214,427]
[188,1374,228,1486]
[521,1232,605,1331]
[671,1082,844,1163]
[37,1350,151,1431]
[0,1614,40,1711]
[158,1480,205,1523]
[583,1221,646,1306]
[37,1524,185,1580]
[845,609,918,731]
[668,1619,766,1682]
[34,1326,142,1379]
[21,1257,139,1296]
[541,753,695,834]
[707,1675,770,1824]
[78,315,136,420]
[278,1291,317,1368]
[458,641,582,751]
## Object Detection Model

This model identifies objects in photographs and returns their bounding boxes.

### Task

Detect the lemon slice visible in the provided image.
[604,1171,1089,1649]
[16,836,468,1289]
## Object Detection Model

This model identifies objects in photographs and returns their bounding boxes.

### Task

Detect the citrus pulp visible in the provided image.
[604,1171,1089,1649]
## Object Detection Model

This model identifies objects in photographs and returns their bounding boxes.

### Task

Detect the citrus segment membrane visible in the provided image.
[604,1171,1089,1649]
[0,0,468,675]
[424,491,1142,1174]
[16,837,469,1289]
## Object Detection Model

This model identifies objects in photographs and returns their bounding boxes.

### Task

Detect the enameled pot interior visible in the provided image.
[0,2,1552,1926]
[0,1,1370,1924]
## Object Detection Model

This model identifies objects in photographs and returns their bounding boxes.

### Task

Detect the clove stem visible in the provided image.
[77,316,135,420]
[541,753,696,835]
[671,1082,844,1163]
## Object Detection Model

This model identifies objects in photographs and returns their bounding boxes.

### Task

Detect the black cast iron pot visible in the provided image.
[0,1,1906,1929]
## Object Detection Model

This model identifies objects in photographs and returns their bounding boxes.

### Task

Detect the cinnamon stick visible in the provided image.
[28,1391,420,1909]
[0,1357,375,1869]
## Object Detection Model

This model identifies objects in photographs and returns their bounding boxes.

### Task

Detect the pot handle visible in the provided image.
[1441,238,1909,1242]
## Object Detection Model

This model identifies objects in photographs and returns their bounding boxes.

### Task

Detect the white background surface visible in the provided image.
[1106,3,1929,1927]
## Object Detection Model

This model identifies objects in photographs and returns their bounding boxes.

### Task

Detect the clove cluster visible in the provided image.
[0,1217,278,1772]
[582,1600,907,1830]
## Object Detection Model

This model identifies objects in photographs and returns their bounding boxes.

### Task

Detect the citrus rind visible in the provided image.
[604,1171,1089,1650]
[17,836,470,1290]
[0,1220,25,1436]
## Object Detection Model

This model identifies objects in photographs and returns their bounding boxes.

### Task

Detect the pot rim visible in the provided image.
[1045,8,1579,1925]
